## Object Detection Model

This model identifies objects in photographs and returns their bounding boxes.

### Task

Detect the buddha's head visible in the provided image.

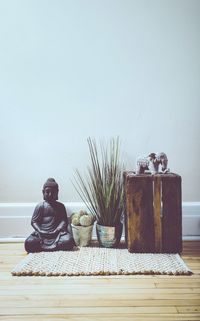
[42,178,59,203]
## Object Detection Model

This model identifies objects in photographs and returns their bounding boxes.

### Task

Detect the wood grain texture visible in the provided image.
[162,174,182,253]
[0,241,199,321]
[124,173,155,252]
[153,175,162,252]
[124,172,182,253]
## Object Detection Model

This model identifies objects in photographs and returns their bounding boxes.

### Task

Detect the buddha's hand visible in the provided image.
[49,229,60,236]
[38,230,56,238]
[56,221,66,232]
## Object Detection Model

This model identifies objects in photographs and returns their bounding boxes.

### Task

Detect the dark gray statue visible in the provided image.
[25,178,75,253]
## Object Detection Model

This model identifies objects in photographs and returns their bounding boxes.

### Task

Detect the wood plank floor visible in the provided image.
[0,241,200,321]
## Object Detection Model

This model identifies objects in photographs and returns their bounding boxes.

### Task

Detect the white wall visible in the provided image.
[0,0,200,203]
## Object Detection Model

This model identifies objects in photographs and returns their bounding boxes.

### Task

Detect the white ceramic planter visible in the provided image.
[71,224,93,247]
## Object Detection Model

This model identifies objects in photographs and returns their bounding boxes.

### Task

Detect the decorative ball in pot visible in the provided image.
[70,210,95,247]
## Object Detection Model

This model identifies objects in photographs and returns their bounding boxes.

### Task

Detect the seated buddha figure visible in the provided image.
[24,178,75,252]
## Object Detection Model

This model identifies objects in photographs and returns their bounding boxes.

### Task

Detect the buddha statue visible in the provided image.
[24,178,75,252]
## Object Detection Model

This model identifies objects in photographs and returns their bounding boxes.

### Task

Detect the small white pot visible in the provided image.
[71,224,93,247]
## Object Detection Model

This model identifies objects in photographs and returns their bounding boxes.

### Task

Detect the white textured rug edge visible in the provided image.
[11,247,192,276]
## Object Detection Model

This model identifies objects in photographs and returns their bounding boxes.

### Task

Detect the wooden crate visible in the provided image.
[123,172,182,253]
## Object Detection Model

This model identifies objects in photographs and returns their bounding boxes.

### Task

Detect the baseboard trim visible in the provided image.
[0,202,199,239]
[1,236,200,243]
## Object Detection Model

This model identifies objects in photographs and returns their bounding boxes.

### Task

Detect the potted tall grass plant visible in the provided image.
[73,137,124,247]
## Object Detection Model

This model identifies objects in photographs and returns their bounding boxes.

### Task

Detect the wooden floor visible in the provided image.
[0,241,200,321]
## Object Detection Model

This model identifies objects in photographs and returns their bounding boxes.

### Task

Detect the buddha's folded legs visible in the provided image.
[57,233,75,251]
[24,234,42,253]
[24,232,75,253]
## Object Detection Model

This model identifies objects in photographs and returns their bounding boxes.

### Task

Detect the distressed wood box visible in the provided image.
[123,172,182,253]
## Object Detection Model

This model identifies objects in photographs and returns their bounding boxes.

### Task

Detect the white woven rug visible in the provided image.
[11,247,192,276]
